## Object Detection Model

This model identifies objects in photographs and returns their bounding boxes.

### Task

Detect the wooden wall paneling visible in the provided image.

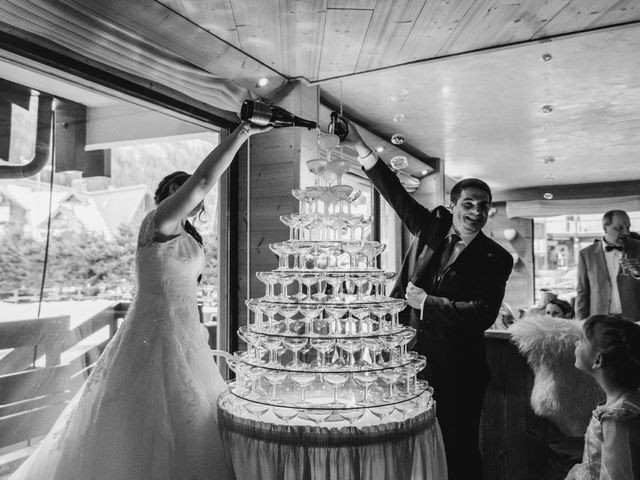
[398,0,476,62]
[536,0,640,37]
[318,8,372,78]
[175,0,242,48]
[482,334,550,480]
[440,0,571,55]
[354,0,425,72]
[283,0,327,80]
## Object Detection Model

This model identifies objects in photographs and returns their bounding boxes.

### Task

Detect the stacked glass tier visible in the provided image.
[226,159,432,424]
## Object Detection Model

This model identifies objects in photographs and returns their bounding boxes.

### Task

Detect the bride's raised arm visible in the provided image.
[155,121,270,236]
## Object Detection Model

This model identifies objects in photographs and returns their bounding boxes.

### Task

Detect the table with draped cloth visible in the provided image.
[217,391,447,480]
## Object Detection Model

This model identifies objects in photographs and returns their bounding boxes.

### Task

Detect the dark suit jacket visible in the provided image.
[576,238,640,322]
[366,160,513,396]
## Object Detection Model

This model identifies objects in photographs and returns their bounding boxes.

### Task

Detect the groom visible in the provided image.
[341,120,513,480]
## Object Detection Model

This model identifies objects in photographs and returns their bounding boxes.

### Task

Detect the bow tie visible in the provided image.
[605,244,624,252]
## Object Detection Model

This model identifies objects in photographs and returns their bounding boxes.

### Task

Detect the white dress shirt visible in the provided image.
[602,239,622,314]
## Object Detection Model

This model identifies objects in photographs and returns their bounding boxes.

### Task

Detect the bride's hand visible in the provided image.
[237,121,273,138]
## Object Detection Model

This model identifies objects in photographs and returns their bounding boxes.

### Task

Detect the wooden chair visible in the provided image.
[0,316,72,475]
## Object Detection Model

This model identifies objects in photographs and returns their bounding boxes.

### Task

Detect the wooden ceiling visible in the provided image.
[152,0,640,194]
[158,0,639,83]
[3,0,640,195]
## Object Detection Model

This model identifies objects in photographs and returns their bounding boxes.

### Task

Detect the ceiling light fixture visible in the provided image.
[541,104,553,113]
[256,77,269,87]
[376,146,384,152]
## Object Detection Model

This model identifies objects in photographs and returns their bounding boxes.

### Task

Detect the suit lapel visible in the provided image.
[436,232,490,288]
[409,219,451,284]
[592,244,611,285]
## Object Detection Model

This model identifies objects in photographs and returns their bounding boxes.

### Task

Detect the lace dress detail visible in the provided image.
[11,210,233,480]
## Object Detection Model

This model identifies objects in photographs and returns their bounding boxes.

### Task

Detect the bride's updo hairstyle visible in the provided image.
[154,171,203,247]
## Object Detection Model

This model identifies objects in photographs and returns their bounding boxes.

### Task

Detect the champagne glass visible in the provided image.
[400,327,416,360]
[342,241,364,269]
[269,243,289,270]
[326,274,345,303]
[299,304,322,334]
[245,402,269,422]
[381,334,402,365]
[411,356,427,394]
[325,305,348,334]
[290,370,316,406]
[245,299,263,328]
[337,338,362,367]
[280,214,296,240]
[395,399,417,421]
[304,408,332,425]
[264,370,288,404]
[292,188,305,213]
[273,406,298,422]
[620,250,629,276]
[299,273,320,302]
[327,159,349,185]
[353,371,378,405]
[378,367,403,401]
[244,366,266,399]
[279,304,298,331]
[261,336,282,366]
[238,326,260,362]
[339,408,365,425]
[362,338,382,366]
[306,158,328,186]
[310,338,334,367]
[370,405,394,422]
[278,273,296,301]
[283,337,308,367]
[323,371,349,407]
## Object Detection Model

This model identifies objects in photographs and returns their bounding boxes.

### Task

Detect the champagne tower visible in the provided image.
[219,155,433,426]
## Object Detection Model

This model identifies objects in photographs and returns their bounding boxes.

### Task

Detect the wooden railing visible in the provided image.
[0,303,129,475]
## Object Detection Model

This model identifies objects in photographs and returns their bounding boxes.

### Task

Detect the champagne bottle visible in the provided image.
[328,111,349,141]
[240,100,317,129]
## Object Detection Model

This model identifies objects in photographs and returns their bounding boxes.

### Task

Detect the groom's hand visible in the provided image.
[405,282,427,310]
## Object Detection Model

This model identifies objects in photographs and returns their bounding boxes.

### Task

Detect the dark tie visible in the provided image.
[439,233,462,273]
[605,244,624,252]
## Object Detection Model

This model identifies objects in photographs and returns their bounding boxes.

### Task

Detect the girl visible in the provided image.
[566,314,640,479]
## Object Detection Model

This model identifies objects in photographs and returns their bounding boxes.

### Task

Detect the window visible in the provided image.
[533,212,640,302]
[0,63,221,357]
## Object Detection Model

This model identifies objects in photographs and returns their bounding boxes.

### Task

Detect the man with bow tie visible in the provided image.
[576,210,640,321]
[341,119,512,480]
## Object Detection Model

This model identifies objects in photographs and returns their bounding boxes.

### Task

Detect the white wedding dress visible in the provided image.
[11,210,234,480]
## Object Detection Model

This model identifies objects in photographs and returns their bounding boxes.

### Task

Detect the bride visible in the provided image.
[11,121,269,480]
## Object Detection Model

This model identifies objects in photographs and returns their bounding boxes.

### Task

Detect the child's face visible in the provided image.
[574,331,596,373]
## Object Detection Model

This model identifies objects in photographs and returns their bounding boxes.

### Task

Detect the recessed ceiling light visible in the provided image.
[256,77,269,87]
[421,170,428,176]
[376,146,384,152]
[541,104,554,113]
